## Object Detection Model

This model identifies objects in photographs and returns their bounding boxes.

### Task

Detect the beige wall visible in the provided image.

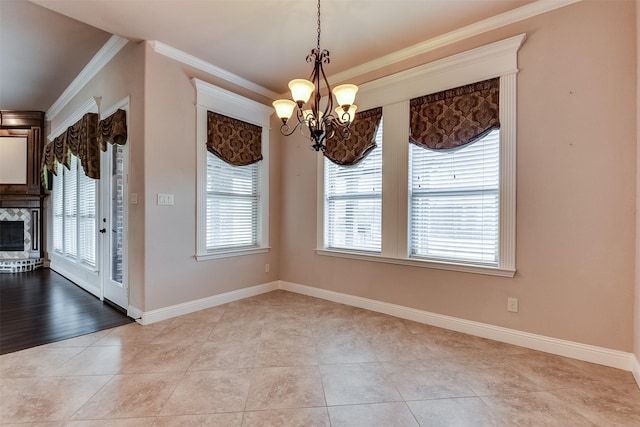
[141,44,281,311]
[279,0,637,352]
[633,0,640,364]
[48,41,147,310]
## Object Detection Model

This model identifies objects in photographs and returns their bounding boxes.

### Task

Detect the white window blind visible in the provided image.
[206,152,259,251]
[63,156,78,258]
[409,129,500,265]
[78,170,96,267]
[324,121,383,252]
[52,166,63,253]
[51,154,97,269]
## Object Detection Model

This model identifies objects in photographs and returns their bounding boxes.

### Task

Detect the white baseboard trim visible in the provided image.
[127,305,143,322]
[632,354,640,388]
[278,280,635,372]
[138,281,280,325]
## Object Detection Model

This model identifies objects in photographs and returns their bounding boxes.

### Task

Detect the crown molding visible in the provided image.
[48,96,100,141]
[326,0,581,89]
[150,41,281,100]
[46,35,129,122]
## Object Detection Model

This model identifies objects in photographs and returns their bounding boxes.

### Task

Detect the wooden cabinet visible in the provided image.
[0,111,45,197]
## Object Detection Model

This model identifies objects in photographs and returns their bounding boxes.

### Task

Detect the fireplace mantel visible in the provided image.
[1,111,46,272]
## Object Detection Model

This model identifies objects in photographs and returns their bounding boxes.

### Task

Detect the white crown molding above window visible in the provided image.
[101,96,130,119]
[46,35,129,121]
[48,96,100,141]
[150,41,281,100]
[329,0,581,87]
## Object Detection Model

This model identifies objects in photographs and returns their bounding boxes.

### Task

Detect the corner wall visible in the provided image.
[140,43,281,311]
[47,41,146,311]
[280,0,637,352]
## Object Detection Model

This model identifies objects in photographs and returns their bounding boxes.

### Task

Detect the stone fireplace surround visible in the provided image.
[0,202,43,273]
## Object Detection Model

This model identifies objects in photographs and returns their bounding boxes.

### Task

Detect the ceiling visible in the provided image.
[1,0,535,113]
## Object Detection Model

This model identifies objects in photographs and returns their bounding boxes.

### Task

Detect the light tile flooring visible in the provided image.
[1,290,639,426]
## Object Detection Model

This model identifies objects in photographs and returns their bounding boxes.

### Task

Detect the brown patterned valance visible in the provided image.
[42,109,128,186]
[324,107,383,166]
[207,111,262,166]
[410,78,499,150]
[98,109,128,151]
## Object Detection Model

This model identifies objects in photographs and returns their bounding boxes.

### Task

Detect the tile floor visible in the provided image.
[1,290,639,426]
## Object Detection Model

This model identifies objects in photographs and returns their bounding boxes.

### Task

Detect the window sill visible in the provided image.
[316,249,515,277]
[196,246,270,261]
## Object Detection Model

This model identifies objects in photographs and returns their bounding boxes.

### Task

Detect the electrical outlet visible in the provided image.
[507,297,519,313]
[265,263,270,273]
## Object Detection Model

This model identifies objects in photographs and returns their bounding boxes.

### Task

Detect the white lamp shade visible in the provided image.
[289,79,315,104]
[335,105,357,123]
[333,84,358,107]
[273,99,296,120]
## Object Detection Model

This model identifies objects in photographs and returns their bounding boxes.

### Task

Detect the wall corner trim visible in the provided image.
[278,280,635,372]
[136,281,279,325]
[46,35,129,121]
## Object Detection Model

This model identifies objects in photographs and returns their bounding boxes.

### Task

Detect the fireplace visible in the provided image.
[0,205,43,273]
[0,220,25,251]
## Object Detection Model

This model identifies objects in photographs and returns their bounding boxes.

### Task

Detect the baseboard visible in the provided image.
[632,354,640,388]
[127,305,143,322]
[278,280,635,372]
[138,281,280,325]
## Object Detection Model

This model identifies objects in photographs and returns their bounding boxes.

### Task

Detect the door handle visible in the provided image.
[99,228,107,234]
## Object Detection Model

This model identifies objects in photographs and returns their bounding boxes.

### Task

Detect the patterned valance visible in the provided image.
[324,107,383,166]
[410,78,499,150]
[207,111,263,166]
[42,109,128,187]
[98,109,128,151]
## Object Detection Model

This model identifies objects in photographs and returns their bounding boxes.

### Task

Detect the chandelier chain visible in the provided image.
[316,0,321,51]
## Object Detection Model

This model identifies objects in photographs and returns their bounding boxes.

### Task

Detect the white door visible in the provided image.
[100,143,128,309]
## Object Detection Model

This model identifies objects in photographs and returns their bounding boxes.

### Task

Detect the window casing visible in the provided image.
[317,34,523,276]
[194,78,271,260]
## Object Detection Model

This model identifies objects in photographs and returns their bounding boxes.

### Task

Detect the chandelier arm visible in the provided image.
[280,119,304,137]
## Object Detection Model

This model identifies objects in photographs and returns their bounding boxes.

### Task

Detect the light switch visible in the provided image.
[157,193,174,205]
[130,193,138,205]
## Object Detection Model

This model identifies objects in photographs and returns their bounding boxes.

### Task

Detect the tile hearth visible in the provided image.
[0,290,638,425]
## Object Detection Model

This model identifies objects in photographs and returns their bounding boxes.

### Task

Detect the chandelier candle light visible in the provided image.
[273,0,359,152]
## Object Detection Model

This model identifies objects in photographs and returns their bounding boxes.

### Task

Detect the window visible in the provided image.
[324,122,383,252]
[317,34,523,276]
[206,154,260,250]
[51,154,97,269]
[194,78,271,260]
[409,129,499,265]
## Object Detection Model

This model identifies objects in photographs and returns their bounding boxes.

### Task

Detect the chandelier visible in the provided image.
[272,0,358,152]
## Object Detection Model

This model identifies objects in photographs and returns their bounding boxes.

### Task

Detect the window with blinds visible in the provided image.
[324,121,383,252]
[52,166,63,253]
[409,129,500,265]
[64,156,78,258]
[206,152,260,251]
[50,153,97,269]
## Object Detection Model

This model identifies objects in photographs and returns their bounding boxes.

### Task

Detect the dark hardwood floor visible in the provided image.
[0,268,133,354]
